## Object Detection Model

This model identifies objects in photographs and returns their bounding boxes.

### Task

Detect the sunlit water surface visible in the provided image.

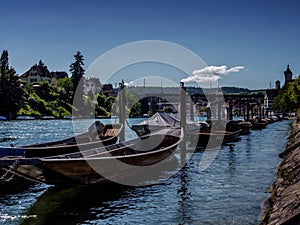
[0,119,291,225]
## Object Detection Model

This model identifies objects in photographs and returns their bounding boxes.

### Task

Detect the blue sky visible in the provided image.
[1,0,300,89]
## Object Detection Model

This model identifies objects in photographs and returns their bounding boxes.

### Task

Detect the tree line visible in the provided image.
[0,50,142,119]
[272,76,300,119]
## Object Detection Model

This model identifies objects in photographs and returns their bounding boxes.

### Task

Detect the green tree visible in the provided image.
[273,92,293,112]
[104,96,115,112]
[0,50,9,76]
[110,89,142,118]
[69,51,85,116]
[287,77,300,107]
[69,51,85,95]
[126,92,142,117]
[95,93,112,117]
[56,77,73,104]
[273,75,300,114]
[0,50,23,118]
[34,81,52,101]
[17,77,75,118]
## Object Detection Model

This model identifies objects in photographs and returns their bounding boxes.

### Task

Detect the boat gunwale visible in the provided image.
[194,129,242,136]
[42,129,183,161]
[6,124,123,150]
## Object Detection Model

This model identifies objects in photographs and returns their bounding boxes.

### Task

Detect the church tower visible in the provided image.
[284,64,293,86]
[275,80,281,90]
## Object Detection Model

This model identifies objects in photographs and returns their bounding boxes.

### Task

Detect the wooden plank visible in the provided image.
[85,143,135,158]
[0,157,41,167]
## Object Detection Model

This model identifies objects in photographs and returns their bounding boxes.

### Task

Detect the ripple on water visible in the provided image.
[0,119,292,225]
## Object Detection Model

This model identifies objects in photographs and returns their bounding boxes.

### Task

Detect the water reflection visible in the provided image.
[18,156,183,225]
[0,120,292,224]
[0,177,35,197]
[176,165,192,224]
[227,144,236,175]
[0,137,16,142]
[20,184,128,225]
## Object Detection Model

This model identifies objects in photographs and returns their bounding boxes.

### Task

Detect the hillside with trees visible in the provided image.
[272,76,300,116]
[0,50,120,119]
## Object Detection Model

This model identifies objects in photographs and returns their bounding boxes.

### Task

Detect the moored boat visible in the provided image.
[0,116,7,121]
[0,122,123,158]
[248,119,268,130]
[0,128,183,185]
[195,129,242,148]
[41,116,56,120]
[131,111,198,137]
[16,116,35,120]
[226,120,252,135]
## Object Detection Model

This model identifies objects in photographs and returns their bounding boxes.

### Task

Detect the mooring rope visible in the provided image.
[0,157,22,182]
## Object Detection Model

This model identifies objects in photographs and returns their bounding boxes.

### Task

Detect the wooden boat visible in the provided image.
[131,111,199,137]
[237,121,252,134]
[0,122,123,158]
[248,119,268,130]
[16,116,35,120]
[0,128,182,185]
[0,116,7,121]
[226,120,252,135]
[195,129,242,148]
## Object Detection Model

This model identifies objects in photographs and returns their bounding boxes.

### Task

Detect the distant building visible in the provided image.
[83,77,101,96]
[101,83,117,97]
[264,66,288,110]
[20,64,52,84]
[264,89,280,109]
[275,80,281,90]
[50,71,68,85]
[284,64,293,86]
[20,62,68,85]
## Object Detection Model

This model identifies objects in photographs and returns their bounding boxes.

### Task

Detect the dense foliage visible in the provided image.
[69,51,85,116]
[0,49,143,119]
[110,89,142,118]
[70,51,85,93]
[272,76,300,113]
[0,50,23,118]
[221,86,251,94]
[17,79,121,118]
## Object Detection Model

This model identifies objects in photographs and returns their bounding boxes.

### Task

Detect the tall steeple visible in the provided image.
[275,80,281,90]
[284,64,293,86]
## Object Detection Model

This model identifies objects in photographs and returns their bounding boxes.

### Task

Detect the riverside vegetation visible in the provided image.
[0,50,141,119]
[2,46,300,120]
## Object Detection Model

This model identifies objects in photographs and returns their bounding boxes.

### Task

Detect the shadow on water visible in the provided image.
[0,174,36,196]
[0,137,17,143]
[226,144,237,174]
[19,183,130,225]
[19,156,183,225]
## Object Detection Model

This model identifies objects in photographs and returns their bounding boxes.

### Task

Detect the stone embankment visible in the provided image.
[261,120,300,225]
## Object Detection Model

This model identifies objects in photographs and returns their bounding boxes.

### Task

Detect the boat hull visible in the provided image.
[0,124,123,158]
[1,129,182,185]
[249,121,267,130]
[195,129,242,148]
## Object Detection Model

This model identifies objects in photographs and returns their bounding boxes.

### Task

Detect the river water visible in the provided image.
[0,119,291,225]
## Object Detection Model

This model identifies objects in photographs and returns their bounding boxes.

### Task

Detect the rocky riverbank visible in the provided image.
[260,120,300,225]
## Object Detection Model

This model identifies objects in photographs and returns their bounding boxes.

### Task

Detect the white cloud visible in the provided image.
[181,65,245,83]
[181,74,220,83]
[124,81,134,86]
[227,66,245,73]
